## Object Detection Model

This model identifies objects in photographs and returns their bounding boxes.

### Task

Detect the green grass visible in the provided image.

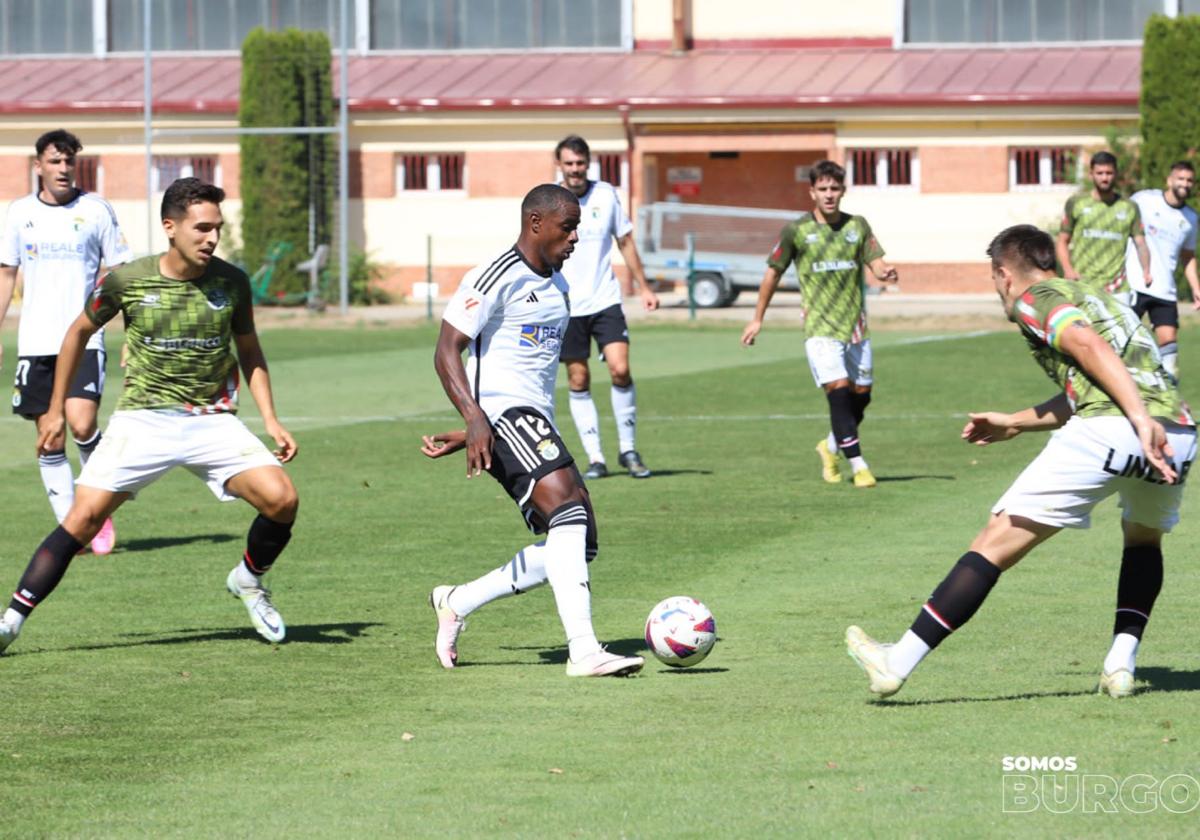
[2,321,1199,837]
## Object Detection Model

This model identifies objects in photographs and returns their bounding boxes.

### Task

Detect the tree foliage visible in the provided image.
[239,28,335,297]
[1140,15,1200,192]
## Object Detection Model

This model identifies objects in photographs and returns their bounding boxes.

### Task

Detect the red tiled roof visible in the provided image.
[0,46,1141,115]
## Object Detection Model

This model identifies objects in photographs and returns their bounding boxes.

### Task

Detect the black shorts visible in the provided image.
[560,303,629,361]
[1133,293,1179,329]
[487,406,577,531]
[11,349,106,419]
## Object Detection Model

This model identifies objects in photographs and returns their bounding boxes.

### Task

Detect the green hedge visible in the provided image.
[239,28,335,297]
[1140,15,1200,191]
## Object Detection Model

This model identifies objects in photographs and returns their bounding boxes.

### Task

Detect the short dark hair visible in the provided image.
[35,129,82,158]
[555,135,591,162]
[521,183,578,218]
[810,160,845,186]
[986,224,1057,272]
[1170,160,1196,175]
[161,177,225,221]
[1090,151,1117,169]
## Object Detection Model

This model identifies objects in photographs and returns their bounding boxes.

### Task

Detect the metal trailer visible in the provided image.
[635,201,801,307]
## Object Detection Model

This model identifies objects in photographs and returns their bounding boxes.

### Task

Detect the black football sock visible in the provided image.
[826,386,861,459]
[909,551,1002,649]
[8,526,84,616]
[242,515,294,576]
[851,389,872,426]
[1113,545,1163,639]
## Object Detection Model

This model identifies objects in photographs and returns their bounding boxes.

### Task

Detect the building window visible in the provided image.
[847,149,916,188]
[0,0,92,55]
[371,0,623,50]
[905,0,1164,44]
[1010,147,1077,189]
[109,0,353,52]
[152,156,220,193]
[595,153,624,188]
[396,153,466,192]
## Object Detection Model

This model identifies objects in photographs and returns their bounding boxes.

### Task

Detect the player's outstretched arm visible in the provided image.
[0,264,16,370]
[1058,322,1176,482]
[434,321,493,477]
[741,266,783,346]
[615,233,659,311]
[962,393,1072,445]
[234,330,297,463]
[421,429,467,459]
[37,312,100,455]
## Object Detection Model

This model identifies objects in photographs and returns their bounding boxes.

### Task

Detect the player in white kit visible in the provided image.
[0,130,132,554]
[1125,160,1200,382]
[422,183,644,678]
[555,135,659,480]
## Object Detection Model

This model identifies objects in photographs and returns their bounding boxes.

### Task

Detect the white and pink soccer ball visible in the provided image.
[644,596,716,667]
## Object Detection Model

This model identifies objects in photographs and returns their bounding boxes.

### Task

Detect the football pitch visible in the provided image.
[2,320,1199,837]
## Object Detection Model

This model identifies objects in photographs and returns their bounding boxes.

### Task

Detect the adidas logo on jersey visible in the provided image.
[526,292,539,303]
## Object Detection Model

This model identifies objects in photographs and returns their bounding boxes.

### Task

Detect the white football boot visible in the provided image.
[226,567,286,643]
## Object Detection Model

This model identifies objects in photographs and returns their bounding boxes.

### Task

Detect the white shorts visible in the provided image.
[78,410,281,501]
[804,337,873,388]
[993,415,1197,531]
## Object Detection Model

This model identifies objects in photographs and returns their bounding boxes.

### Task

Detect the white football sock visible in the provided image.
[1103,632,1140,675]
[849,455,868,473]
[568,390,604,464]
[886,630,931,679]
[447,543,549,616]
[826,432,838,454]
[2,607,25,632]
[75,429,101,468]
[1160,343,1179,382]
[38,452,75,524]
[543,517,600,661]
[611,383,637,453]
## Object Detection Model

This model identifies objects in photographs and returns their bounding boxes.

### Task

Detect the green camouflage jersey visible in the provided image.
[1061,193,1143,296]
[1014,278,1193,424]
[85,254,254,413]
[767,212,885,342]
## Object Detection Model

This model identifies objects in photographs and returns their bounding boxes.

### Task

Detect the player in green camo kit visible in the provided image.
[1056,151,1151,305]
[847,224,1195,701]
[741,159,897,488]
[0,178,299,655]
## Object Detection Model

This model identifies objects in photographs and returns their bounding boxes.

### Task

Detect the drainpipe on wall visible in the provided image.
[620,104,636,212]
[672,0,690,54]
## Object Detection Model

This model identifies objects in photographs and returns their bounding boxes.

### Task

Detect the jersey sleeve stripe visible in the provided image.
[474,249,520,295]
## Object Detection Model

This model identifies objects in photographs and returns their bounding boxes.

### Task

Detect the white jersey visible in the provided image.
[443,246,570,425]
[1,191,132,355]
[558,181,633,317]
[1125,189,1198,302]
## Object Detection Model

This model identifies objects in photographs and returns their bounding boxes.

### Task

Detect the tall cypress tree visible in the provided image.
[239,29,334,298]
[1140,15,1200,191]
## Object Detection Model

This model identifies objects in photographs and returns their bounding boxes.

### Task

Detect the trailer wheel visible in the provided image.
[689,272,731,308]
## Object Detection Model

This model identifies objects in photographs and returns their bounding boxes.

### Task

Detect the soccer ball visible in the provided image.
[644,596,716,667]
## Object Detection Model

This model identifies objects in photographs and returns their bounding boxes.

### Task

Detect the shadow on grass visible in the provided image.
[876,475,956,483]
[871,688,1095,707]
[1138,666,1200,693]
[106,533,240,553]
[654,667,729,675]
[9,622,381,655]
[589,469,714,479]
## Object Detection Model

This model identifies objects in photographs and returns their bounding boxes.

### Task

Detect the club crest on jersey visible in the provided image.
[844,229,860,244]
[806,233,820,244]
[591,206,602,219]
[73,216,85,232]
[1116,210,1128,221]
[23,243,37,259]
[537,439,561,461]
[519,324,562,350]
[204,287,230,311]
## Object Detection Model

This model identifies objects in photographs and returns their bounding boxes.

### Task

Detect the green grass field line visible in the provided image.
[2,323,1199,836]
